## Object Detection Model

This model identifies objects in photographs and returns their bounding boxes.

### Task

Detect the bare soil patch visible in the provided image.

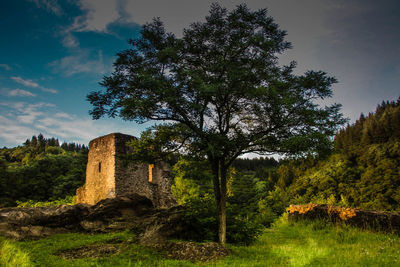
[55,237,126,259]
[156,241,231,262]
[56,243,121,259]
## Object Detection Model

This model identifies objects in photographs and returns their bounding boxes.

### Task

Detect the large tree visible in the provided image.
[88,4,346,244]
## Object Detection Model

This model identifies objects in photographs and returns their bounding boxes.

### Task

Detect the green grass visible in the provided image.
[223,217,400,267]
[2,217,400,266]
[16,195,76,207]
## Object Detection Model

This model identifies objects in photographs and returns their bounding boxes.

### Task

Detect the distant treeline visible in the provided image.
[334,99,400,152]
[233,157,278,171]
[268,98,400,213]
[0,134,87,207]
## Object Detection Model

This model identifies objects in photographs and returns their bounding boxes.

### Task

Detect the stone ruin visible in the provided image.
[76,133,176,208]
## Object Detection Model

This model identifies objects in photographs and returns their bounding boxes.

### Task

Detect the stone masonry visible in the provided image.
[76,133,176,208]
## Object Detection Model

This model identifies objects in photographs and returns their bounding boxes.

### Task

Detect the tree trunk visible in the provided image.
[210,158,227,244]
[219,164,227,244]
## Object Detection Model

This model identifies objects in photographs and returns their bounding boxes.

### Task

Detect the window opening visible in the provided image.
[98,162,101,173]
[148,164,154,183]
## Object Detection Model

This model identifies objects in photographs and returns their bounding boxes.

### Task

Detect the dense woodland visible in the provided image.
[0,98,399,243]
[280,99,400,211]
[0,134,87,207]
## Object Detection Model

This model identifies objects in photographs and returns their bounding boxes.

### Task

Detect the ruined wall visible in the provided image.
[115,160,176,208]
[76,133,176,208]
[151,161,177,208]
[76,133,118,204]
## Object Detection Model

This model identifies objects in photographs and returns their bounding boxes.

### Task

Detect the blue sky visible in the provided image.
[0,0,399,147]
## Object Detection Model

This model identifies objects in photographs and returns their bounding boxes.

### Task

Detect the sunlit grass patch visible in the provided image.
[1,217,400,266]
[0,237,32,267]
[272,238,329,266]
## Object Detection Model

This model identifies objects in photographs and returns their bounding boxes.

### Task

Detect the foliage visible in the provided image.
[335,98,400,153]
[0,134,87,207]
[258,186,290,225]
[172,158,262,244]
[177,194,218,242]
[177,195,263,245]
[225,204,263,245]
[265,98,400,212]
[285,140,400,211]
[88,3,345,243]
[232,157,278,172]
[16,195,76,208]
[171,158,213,205]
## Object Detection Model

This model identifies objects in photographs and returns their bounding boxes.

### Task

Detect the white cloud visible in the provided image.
[60,0,136,48]
[0,102,26,112]
[62,33,79,48]
[11,76,39,88]
[28,0,62,15]
[10,76,58,94]
[41,87,58,94]
[17,113,43,124]
[68,0,207,36]
[0,101,141,148]
[49,50,108,76]
[54,112,73,119]
[0,115,39,147]
[0,64,11,71]
[8,89,36,97]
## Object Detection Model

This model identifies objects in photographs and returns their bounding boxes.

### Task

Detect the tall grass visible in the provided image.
[0,238,32,267]
[1,215,400,266]
[222,216,400,266]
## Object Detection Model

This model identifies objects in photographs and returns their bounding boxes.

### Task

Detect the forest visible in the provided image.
[278,99,400,212]
[0,134,87,207]
[0,97,399,244]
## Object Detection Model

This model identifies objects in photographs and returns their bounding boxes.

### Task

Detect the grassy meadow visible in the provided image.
[1,216,400,267]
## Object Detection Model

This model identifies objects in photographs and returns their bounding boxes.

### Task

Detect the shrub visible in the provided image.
[178,194,262,245]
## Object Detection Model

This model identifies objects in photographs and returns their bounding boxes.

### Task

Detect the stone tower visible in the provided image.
[76,133,176,208]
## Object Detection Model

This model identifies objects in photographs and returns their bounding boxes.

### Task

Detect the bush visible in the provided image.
[177,194,218,242]
[256,202,278,227]
[178,194,262,245]
[226,209,263,245]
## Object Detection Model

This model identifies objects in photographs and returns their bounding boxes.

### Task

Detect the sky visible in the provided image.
[0,0,399,148]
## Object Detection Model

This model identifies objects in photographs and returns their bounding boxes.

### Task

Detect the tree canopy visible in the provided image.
[88,3,346,243]
[0,134,87,207]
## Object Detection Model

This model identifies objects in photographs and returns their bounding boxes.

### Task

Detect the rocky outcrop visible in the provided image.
[0,194,183,241]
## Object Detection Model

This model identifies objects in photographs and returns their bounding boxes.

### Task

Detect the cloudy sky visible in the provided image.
[0,0,399,147]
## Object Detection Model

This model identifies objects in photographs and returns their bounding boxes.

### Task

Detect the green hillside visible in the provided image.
[272,98,400,211]
[0,134,87,207]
